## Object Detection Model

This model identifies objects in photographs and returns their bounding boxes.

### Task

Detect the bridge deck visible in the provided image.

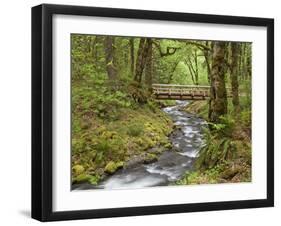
[152,84,232,100]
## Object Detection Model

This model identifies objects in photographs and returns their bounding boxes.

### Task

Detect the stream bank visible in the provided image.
[177,100,252,185]
[73,101,206,190]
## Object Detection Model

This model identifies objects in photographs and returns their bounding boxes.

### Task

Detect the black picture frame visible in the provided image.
[32,3,274,222]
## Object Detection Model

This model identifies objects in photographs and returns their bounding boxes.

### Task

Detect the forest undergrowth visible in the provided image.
[72,77,173,185]
[176,95,252,185]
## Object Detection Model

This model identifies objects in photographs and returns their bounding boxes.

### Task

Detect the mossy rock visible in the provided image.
[101,131,118,139]
[142,137,157,149]
[164,142,172,149]
[73,173,90,183]
[73,173,100,185]
[72,95,174,180]
[88,175,100,185]
[72,165,85,175]
[104,161,124,174]
[144,153,158,164]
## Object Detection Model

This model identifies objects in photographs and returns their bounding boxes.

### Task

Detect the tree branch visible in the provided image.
[152,41,180,57]
[185,41,211,51]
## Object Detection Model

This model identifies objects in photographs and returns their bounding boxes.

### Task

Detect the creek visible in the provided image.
[73,101,206,190]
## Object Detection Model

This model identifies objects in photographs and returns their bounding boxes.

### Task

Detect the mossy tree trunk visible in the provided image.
[230,42,240,112]
[168,61,180,83]
[104,36,117,80]
[186,49,199,85]
[185,59,195,84]
[194,49,199,85]
[241,43,248,80]
[145,38,153,90]
[238,43,244,80]
[134,38,146,83]
[208,41,228,123]
[130,38,135,76]
[246,45,252,79]
[203,41,211,83]
[134,38,150,84]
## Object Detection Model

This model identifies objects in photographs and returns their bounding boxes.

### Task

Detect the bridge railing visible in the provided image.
[152,84,232,98]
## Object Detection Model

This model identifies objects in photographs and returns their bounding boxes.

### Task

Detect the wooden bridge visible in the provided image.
[152,84,232,100]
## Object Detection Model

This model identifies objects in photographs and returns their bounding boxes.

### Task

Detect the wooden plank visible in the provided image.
[152,83,231,100]
[152,83,211,88]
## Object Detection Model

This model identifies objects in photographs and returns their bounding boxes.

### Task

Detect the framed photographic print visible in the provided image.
[31,4,274,221]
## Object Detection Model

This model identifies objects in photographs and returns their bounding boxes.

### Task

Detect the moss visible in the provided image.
[88,175,100,185]
[73,173,100,185]
[144,153,158,164]
[164,142,172,149]
[158,100,177,107]
[72,165,85,175]
[104,161,124,174]
[143,137,157,149]
[74,174,89,183]
[176,163,225,185]
[127,123,144,137]
[184,101,208,120]
[71,83,173,184]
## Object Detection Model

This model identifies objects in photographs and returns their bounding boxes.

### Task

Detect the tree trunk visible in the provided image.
[242,43,247,80]
[130,38,135,75]
[246,45,252,79]
[208,41,228,123]
[168,61,179,84]
[93,36,101,65]
[186,50,199,85]
[134,38,150,83]
[238,43,243,80]
[145,39,153,89]
[104,36,117,80]
[203,41,211,83]
[194,49,199,85]
[230,42,240,112]
[185,59,196,85]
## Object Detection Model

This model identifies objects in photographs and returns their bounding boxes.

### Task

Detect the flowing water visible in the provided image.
[73,101,206,190]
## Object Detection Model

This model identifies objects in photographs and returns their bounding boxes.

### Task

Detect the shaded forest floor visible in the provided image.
[176,99,252,185]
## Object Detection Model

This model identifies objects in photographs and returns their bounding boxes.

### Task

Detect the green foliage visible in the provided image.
[72,80,133,121]
[88,175,100,185]
[208,115,235,137]
[127,123,144,137]
[71,33,252,187]
[144,153,158,164]
[240,109,251,127]
[72,164,85,174]
[194,112,238,170]
[196,130,237,170]
[73,173,100,185]
[184,101,209,119]
[176,163,226,185]
[104,161,124,174]
[94,138,111,163]
[71,81,173,183]
[126,81,150,104]
[181,98,251,185]
[158,100,177,107]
